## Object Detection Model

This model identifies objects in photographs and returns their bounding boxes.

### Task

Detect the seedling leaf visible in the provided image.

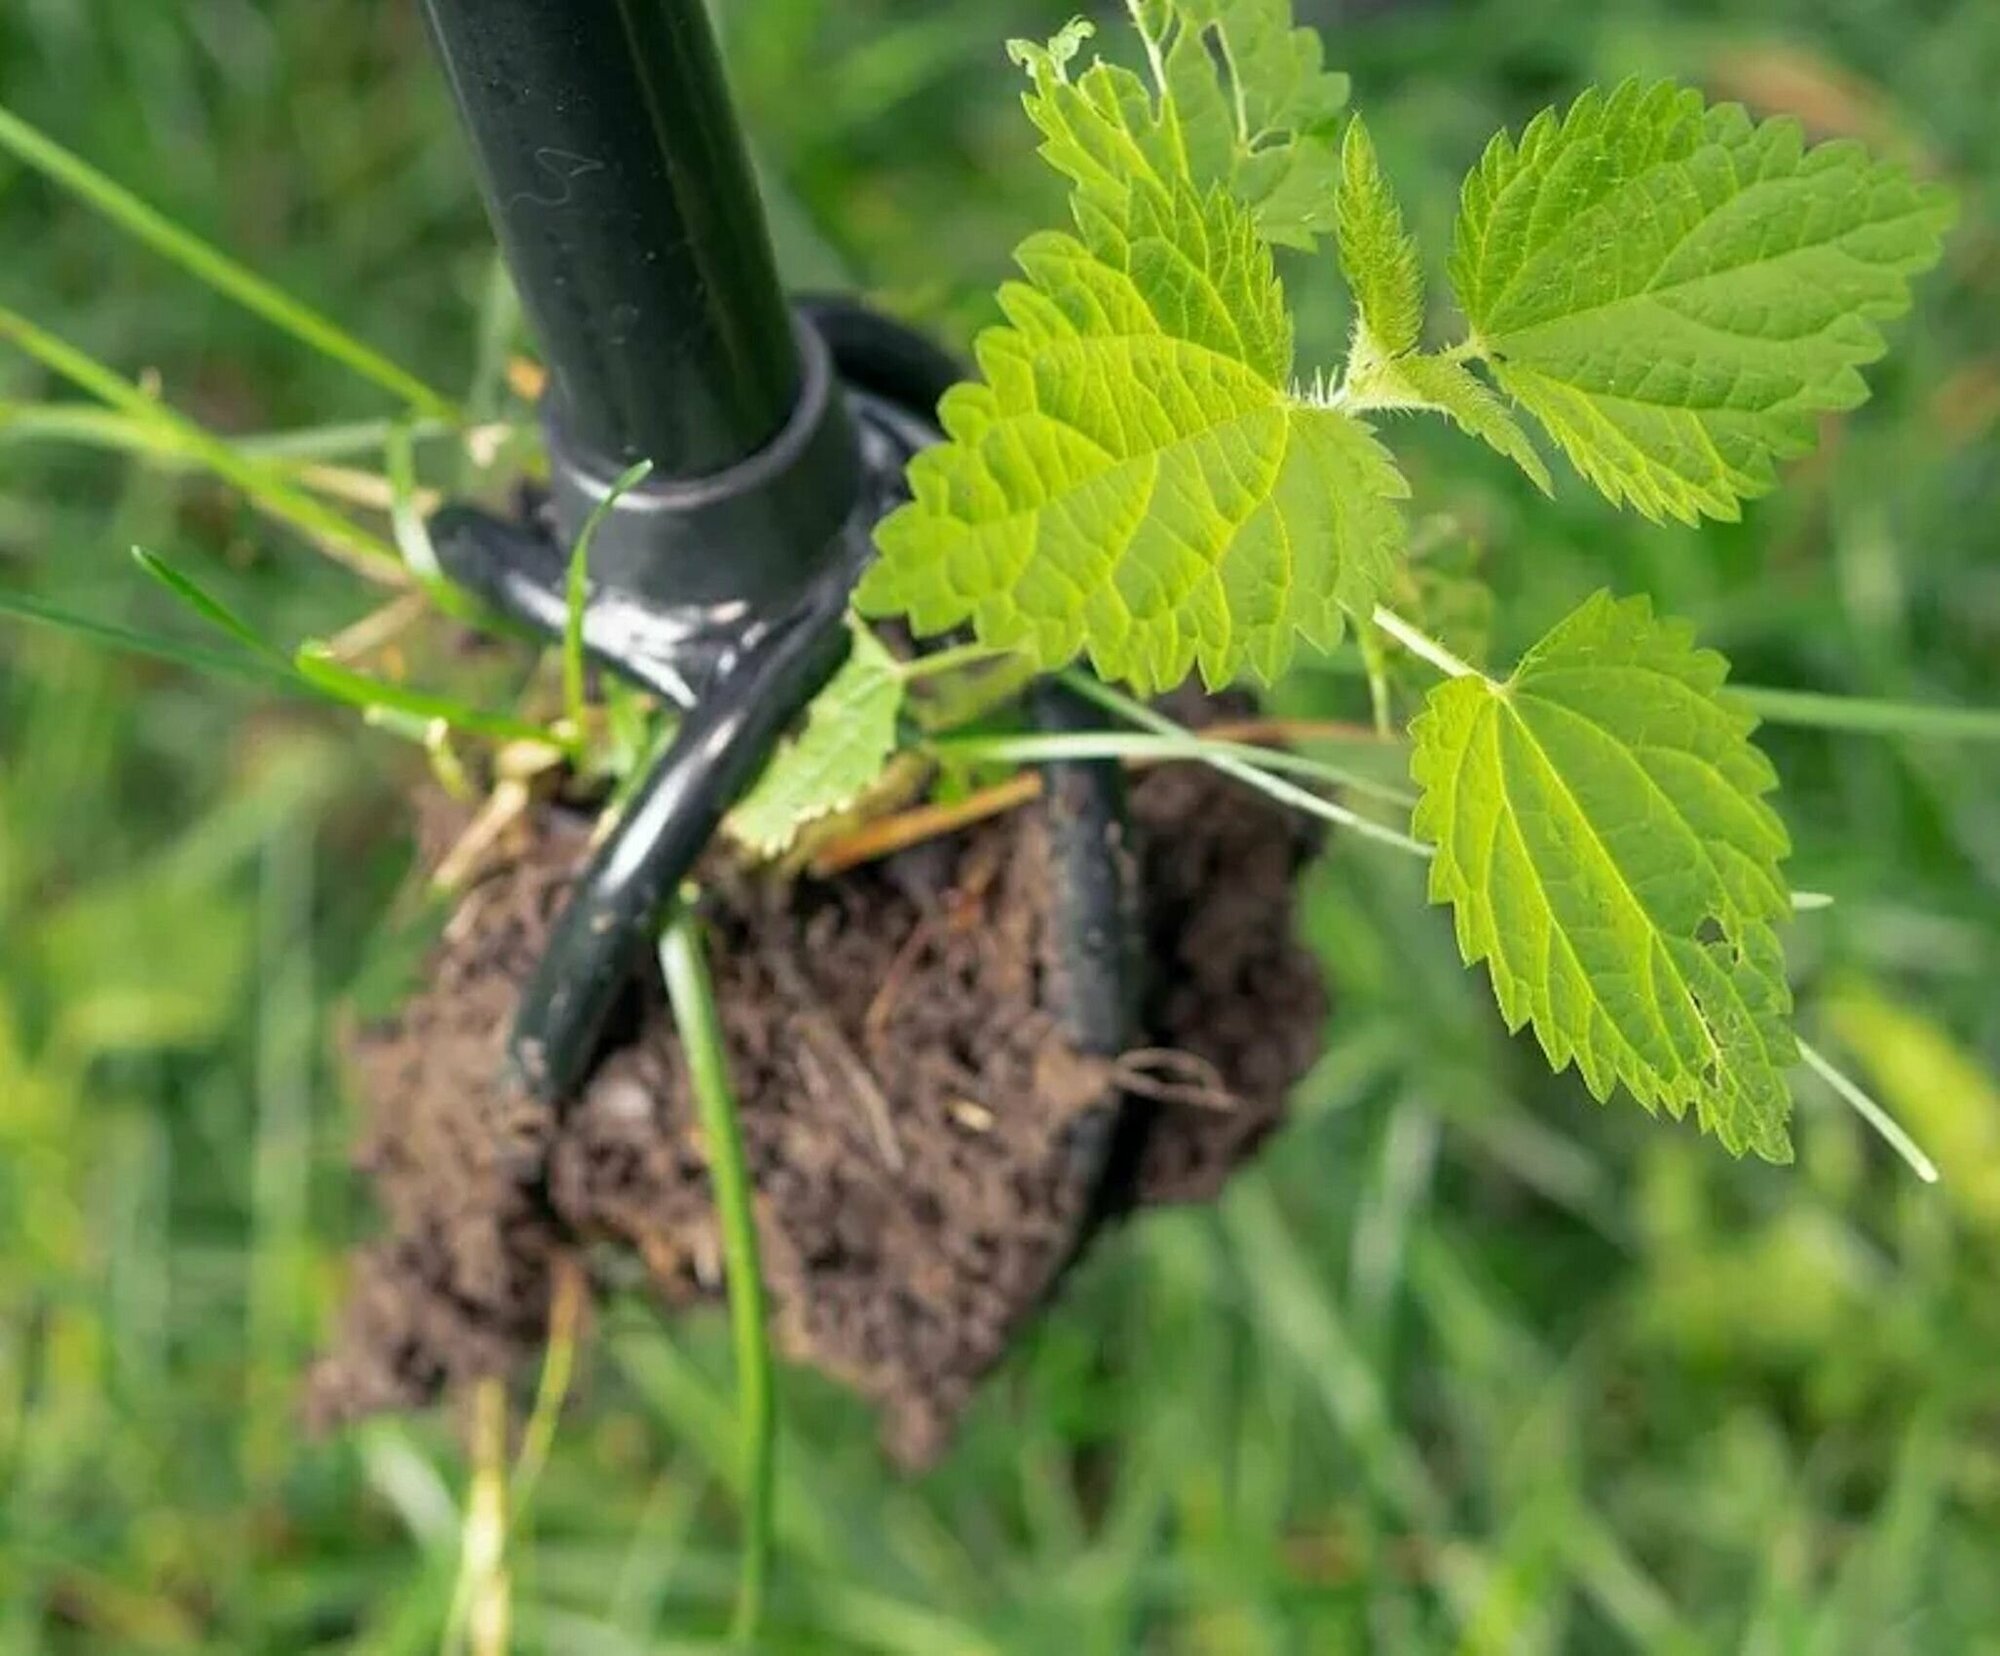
[1450,80,1953,523]
[0,102,454,415]
[859,122,1404,691]
[726,624,906,857]
[1410,590,1797,1159]
[1018,3,1348,250]
[1336,116,1424,359]
[1140,0,1352,247]
[1360,354,1553,493]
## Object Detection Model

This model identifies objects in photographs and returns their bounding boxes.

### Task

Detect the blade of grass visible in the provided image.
[0,584,292,686]
[1797,1037,1941,1184]
[377,425,550,646]
[130,545,291,667]
[564,460,655,739]
[607,1462,713,1639]
[0,305,403,578]
[1737,685,2000,742]
[381,420,488,628]
[292,646,557,748]
[894,640,1022,683]
[133,547,540,752]
[929,729,1418,809]
[242,820,316,1490]
[606,1324,841,1571]
[237,415,464,463]
[1223,1180,1495,1631]
[0,400,179,453]
[658,901,775,1650]
[440,1379,513,1656]
[1056,669,1433,857]
[1,401,471,465]
[509,1253,587,1523]
[0,102,456,417]
[13,550,547,751]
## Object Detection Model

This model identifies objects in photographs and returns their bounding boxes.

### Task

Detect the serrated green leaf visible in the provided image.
[881,12,1398,690]
[1160,0,1344,247]
[1166,0,1350,129]
[1325,120,1552,492]
[1449,79,1953,524]
[1369,354,1554,492]
[725,624,905,858]
[1011,25,1179,225]
[1410,590,1796,1160]
[1018,5,1348,250]
[1165,0,1350,249]
[858,170,1405,693]
[1336,116,1424,358]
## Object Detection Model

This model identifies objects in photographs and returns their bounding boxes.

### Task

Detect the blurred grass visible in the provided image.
[3,0,1999,1650]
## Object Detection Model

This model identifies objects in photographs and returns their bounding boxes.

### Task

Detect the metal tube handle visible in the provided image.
[419,0,801,480]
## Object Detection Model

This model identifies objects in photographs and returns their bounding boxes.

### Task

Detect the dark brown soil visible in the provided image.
[311,760,1325,1467]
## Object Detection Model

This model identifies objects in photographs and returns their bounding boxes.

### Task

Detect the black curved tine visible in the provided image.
[430,506,707,708]
[509,545,860,1103]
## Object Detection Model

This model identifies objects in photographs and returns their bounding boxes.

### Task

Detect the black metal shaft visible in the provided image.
[420,0,801,478]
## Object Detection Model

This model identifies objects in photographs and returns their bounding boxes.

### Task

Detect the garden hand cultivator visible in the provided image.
[418,0,1136,1104]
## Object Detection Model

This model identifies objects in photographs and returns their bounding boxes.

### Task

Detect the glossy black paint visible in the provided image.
[427,304,944,1103]
[416,5,1141,1144]
[511,543,863,1104]
[419,0,800,479]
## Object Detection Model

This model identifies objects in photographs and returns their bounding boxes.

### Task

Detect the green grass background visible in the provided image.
[4,0,1999,1650]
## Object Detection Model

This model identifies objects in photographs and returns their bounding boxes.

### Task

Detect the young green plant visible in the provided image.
[825,0,1960,1168]
[0,6,1969,1178]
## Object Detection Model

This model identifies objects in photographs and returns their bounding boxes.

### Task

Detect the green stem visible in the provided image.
[930,729,1416,808]
[236,415,464,462]
[384,421,455,605]
[1055,671,1434,859]
[1736,685,2000,743]
[1370,604,1485,683]
[658,904,774,1649]
[0,103,457,417]
[292,648,556,748]
[563,460,655,744]
[1,400,496,466]
[508,1259,584,1524]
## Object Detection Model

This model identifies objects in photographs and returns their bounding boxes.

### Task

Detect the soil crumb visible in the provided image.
[311,760,1325,1467]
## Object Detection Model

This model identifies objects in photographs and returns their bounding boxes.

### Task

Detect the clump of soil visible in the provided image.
[311,762,1325,1467]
